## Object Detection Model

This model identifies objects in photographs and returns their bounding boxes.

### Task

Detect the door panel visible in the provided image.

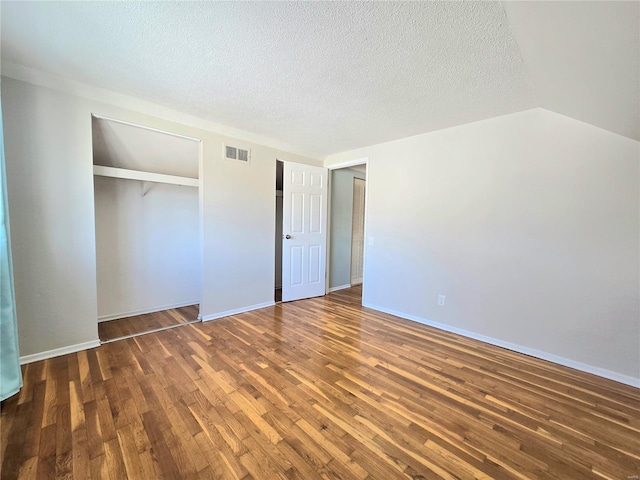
[290,246,303,286]
[291,193,304,233]
[282,162,328,302]
[309,245,321,284]
[309,194,322,233]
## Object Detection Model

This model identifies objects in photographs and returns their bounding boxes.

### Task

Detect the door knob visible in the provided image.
[284,234,292,239]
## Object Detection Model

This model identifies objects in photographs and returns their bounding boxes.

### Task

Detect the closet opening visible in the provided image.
[275,160,284,303]
[91,115,203,343]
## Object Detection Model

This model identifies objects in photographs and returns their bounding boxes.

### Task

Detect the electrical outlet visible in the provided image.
[437,295,446,306]
[368,236,374,246]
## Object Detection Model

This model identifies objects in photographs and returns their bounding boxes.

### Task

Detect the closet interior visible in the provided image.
[275,160,284,302]
[92,116,201,342]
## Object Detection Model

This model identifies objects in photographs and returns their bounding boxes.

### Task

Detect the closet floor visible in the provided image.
[98,304,199,343]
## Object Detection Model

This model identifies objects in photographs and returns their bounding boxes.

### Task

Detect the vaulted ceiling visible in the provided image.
[1,1,638,158]
[503,1,639,143]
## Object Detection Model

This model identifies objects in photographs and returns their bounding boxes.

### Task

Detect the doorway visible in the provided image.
[275,160,329,303]
[92,116,203,342]
[275,160,284,302]
[275,159,366,304]
[327,161,367,301]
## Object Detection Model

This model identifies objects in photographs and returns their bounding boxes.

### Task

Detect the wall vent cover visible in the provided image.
[225,145,250,163]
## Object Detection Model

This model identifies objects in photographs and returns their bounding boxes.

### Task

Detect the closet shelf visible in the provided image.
[93,165,199,188]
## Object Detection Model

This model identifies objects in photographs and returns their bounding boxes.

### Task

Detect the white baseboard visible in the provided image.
[363,303,640,389]
[98,300,200,322]
[328,284,351,293]
[20,340,101,365]
[201,301,275,322]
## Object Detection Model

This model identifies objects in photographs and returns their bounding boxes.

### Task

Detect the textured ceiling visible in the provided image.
[1,1,536,156]
[1,1,637,157]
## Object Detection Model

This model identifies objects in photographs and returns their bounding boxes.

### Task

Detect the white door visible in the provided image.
[282,161,328,302]
[350,178,366,285]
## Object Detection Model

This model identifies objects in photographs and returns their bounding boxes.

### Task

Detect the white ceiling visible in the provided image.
[503,1,639,142]
[1,1,637,158]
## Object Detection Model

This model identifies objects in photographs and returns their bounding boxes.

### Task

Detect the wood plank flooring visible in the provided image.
[98,304,199,342]
[2,286,639,479]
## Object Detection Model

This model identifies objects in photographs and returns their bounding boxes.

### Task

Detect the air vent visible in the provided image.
[225,146,237,159]
[225,144,250,163]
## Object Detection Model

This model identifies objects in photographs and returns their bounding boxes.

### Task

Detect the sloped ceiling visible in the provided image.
[1,1,637,158]
[504,1,639,141]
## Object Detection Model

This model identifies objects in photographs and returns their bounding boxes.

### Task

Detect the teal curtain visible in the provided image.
[0,89,22,401]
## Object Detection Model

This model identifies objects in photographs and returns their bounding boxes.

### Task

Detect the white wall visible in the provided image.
[329,168,366,289]
[94,178,200,320]
[2,77,100,357]
[2,75,320,358]
[326,108,640,385]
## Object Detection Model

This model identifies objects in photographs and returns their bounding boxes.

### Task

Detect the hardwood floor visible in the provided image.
[98,304,200,342]
[2,286,639,479]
